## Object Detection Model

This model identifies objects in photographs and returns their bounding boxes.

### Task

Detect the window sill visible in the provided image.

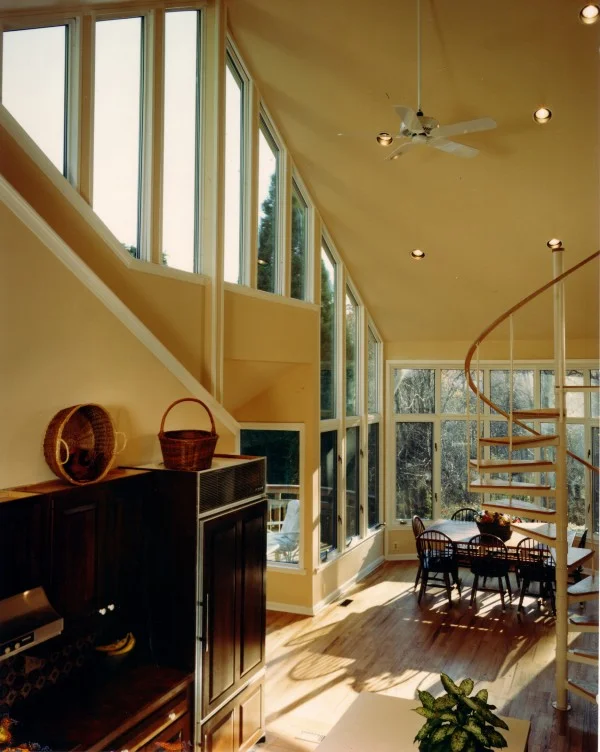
[224,281,319,310]
[267,564,306,575]
[316,527,384,573]
[129,258,209,284]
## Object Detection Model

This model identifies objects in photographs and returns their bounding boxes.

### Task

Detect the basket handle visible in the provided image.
[159,398,216,436]
[114,431,128,454]
[57,438,70,465]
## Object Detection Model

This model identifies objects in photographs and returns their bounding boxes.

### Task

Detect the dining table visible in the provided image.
[427,519,590,571]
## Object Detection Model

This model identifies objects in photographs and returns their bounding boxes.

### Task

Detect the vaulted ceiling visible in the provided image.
[228,0,599,346]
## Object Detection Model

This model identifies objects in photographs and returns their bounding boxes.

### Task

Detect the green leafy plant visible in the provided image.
[413,673,508,752]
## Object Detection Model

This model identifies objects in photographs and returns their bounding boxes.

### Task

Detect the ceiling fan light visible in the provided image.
[546,238,563,250]
[376,132,393,146]
[580,4,599,23]
[411,249,425,260]
[533,107,552,124]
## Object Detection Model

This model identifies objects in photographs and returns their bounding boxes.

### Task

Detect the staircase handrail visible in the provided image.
[465,250,600,475]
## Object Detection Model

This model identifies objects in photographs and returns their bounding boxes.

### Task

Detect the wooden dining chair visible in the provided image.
[412,515,426,589]
[416,530,461,606]
[516,537,556,614]
[451,507,479,522]
[467,534,512,609]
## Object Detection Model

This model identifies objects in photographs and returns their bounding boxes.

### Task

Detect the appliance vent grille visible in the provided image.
[199,459,265,512]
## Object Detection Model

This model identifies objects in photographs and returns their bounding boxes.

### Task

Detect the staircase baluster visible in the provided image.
[476,344,481,470]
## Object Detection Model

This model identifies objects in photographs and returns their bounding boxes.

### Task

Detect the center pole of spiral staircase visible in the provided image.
[550,241,570,731]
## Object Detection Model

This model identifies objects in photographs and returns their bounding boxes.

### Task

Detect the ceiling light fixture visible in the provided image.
[376,132,393,146]
[580,4,600,23]
[411,249,425,260]
[533,107,552,124]
[546,238,563,250]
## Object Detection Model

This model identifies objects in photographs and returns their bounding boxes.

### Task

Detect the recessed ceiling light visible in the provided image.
[411,249,425,260]
[580,4,599,23]
[533,107,552,124]
[546,238,563,250]
[376,132,393,146]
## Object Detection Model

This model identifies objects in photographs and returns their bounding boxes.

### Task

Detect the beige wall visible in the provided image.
[223,291,321,609]
[0,125,209,384]
[0,200,235,489]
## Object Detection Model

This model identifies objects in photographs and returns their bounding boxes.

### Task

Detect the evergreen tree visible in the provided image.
[257,173,276,292]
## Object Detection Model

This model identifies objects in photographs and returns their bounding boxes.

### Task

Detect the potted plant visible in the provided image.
[413,673,508,751]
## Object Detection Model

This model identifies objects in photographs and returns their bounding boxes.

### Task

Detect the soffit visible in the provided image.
[228,0,599,345]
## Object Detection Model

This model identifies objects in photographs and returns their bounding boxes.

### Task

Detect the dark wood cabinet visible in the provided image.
[0,493,49,601]
[200,679,264,752]
[201,499,267,719]
[46,471,149,623]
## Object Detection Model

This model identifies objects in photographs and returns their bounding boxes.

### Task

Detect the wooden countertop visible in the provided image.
[15,664,193,752]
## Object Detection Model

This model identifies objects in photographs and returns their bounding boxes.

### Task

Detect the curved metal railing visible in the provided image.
[464,249,600,475]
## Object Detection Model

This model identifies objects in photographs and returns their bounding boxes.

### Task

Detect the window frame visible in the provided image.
[387,360,599,536]
[223,38,251,285]
[366,320,383,531]
[0,16,80,184]
[239,421,304,571]
[288,171,313,302]
[256,107,285,294]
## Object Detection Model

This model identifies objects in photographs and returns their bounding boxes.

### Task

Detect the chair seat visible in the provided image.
[423,554,457,573]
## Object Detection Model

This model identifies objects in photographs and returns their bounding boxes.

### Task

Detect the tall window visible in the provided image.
[257,116,279,292]
[290,179,309,300]
[240,427,300,566]
[346,426,360,540]
[345,289,359,417]
[320,430,338,557]
[367,326,382,529]
[2,24,68,173]
[320,243,337,420]
[224,48,246,284]
[391,363,599,531]
[93,17,143,257]
[162,10,200,273]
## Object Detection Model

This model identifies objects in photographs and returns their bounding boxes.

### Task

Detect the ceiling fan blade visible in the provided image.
[435,117,497,140]
[386,140,417,160]
[428,138,479,158]
[394,105,421,134]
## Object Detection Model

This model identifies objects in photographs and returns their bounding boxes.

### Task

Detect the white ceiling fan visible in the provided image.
[385,0,496,160]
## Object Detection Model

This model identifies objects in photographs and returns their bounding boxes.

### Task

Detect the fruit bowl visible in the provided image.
[95,632,136,671]
[476,521,512,541]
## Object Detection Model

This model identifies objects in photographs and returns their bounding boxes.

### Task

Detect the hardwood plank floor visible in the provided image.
[260,562,598,752]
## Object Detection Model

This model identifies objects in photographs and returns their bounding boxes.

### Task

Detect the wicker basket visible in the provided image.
[44,404,126,485]
[476,521,512,542]
[158,398,219,472]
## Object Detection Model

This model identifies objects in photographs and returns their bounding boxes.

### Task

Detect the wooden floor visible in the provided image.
[260,562,598,752]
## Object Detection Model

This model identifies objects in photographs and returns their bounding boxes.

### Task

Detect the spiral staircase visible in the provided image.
[464,248,599,730]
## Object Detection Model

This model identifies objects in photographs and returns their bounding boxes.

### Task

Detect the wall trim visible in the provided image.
[266,601,313,616]
[312,554,385,615]
[385,553,418,562]
[0,175,239,436]
[224,280,320,312]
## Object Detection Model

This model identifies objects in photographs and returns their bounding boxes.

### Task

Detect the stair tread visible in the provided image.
[511,521,556,542]
[566,678,598,702]
[569,614,599,627]
[483,498,555,516]
[568,647,598,659]
[469,458,555,471]
[568,575,600,596]
[512,408,560,419]
[471,478,553,490]
[479,434,558,447]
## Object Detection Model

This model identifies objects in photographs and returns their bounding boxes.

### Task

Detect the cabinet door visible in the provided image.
[0,496,50,601]
[202,510,239,716]
[50,487,102,620]
[96,475,146,616]
[201,500,267,718]
[238,501,267,682]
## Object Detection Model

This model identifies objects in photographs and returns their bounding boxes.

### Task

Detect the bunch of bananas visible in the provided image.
[95,632,136,656]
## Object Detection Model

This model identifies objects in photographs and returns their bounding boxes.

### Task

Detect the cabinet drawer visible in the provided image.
[200,679,264,752]
[111,691,189,752]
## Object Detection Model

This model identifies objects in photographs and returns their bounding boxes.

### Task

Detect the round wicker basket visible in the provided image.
[43,404,126,485]
[158,398,219,471]
[476,521,512,542]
